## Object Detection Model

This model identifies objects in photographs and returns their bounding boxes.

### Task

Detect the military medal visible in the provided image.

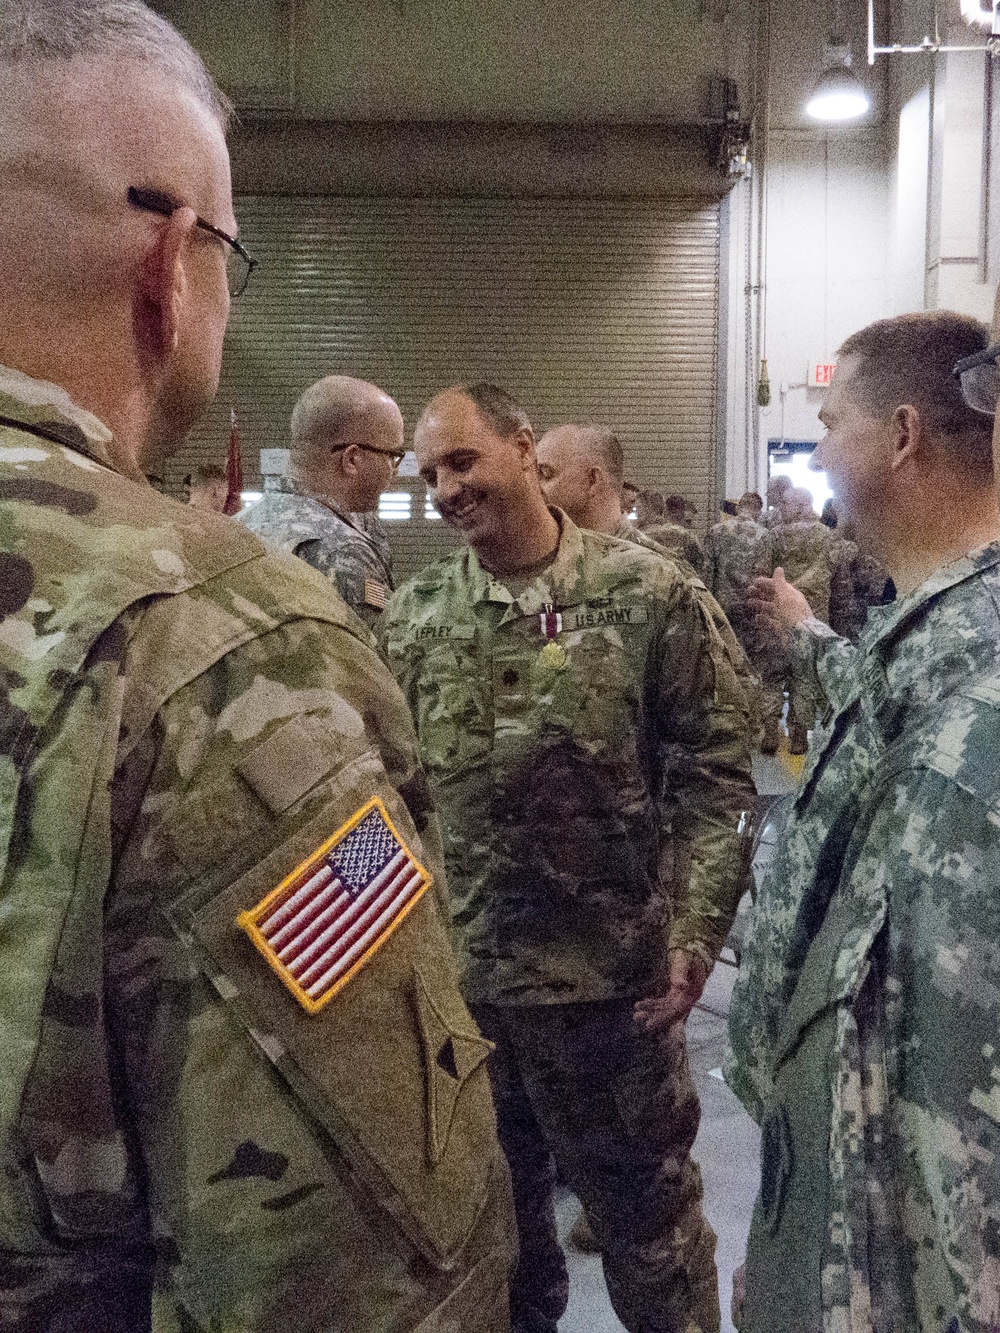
[538,604,567,669]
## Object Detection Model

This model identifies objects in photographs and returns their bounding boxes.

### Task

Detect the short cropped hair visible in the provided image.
[464,383,533,438]
[290,381,358,454]
[0,0,232,128]
[572,424,625,488]
[838,311,993,476]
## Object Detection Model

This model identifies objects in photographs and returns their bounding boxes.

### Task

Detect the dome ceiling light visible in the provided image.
[806,46,871,121]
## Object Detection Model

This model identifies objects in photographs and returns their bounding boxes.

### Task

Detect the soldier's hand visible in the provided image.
[632,949,709,1033]
[747,567,811,641]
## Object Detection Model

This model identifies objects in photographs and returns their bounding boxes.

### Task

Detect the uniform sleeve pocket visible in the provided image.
[168,773,499,1271]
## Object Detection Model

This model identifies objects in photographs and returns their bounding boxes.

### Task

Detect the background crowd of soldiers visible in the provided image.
[611,476,892,753]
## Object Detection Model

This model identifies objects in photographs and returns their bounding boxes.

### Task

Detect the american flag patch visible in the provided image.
[237,797,431,1013]
[364,578,388,609]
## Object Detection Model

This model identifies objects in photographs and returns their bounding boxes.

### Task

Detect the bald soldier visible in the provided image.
[0,5,512,1331]
[240,375,404,628]
[384,386,756,1333]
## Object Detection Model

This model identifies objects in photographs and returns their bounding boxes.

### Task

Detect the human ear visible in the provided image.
[889,403,922,472]
[514,427,537,471]
[136,207,198,363]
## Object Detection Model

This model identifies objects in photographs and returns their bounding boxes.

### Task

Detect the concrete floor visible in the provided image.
[557,748,799,1332]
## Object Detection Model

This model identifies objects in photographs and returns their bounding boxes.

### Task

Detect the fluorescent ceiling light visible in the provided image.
[806,65,871,121]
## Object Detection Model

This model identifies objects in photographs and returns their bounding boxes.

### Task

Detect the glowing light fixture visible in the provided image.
[806,41,871,121]
[806,64,871,119]
[960,0,1000,29]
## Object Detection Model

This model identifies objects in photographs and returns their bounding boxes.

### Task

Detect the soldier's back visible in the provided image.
[0,409,513,1333]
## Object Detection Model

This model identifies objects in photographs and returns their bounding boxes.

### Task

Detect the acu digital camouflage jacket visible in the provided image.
[382,512,756,1007]
[238,479,394,627]
[726,544,1000,1333]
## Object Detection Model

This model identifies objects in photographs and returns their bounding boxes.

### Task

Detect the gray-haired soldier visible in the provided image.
[0,4,513,1330]
[240,375,403,628]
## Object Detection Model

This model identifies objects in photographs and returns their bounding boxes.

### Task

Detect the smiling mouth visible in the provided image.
[440,493,483,525]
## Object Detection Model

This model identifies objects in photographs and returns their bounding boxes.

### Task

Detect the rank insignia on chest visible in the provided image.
[237,797,431,1013]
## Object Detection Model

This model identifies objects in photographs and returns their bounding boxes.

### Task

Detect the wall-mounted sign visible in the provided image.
[808,362,837,388]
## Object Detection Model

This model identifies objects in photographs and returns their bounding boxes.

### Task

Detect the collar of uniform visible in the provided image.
[865,541,1000,656]
[278,476,365,532]
[463,508,587,616]
[0,363,115,466]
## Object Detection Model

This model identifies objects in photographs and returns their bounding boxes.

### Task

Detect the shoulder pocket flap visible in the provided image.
[178,783,498,1270]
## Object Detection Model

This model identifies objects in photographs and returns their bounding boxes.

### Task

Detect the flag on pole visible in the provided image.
[224,406,243,515]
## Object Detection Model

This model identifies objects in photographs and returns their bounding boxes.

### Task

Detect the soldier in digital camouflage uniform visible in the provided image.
[727,311,1000,1332]
[384,386,756,1333]
[536,425,763,1257]
[239,375,402,628]
[0,7,513,1330]
[640,493,706,579]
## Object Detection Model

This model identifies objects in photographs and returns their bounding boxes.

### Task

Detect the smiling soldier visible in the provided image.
[382,383,756,1333]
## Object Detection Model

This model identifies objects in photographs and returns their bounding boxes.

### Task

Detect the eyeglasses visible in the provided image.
[330,442,407,472]
[127,186,257,297]
[952,343,1000,418]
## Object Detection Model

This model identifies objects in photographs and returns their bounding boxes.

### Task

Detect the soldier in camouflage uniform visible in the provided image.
[828,521,892,643]
[727,311,1000,1332]
[0,8,513,1330]
[384,386,757,1333]
[239,375,403,628]
[763,487,841,751]
[703,495,772,656]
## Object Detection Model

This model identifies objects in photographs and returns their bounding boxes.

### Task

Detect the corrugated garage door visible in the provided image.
[175,196,721,580]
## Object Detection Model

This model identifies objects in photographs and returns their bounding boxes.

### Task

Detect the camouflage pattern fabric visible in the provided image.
[703,517,772,650]
[238,479,394,628]
[761,517,841,732]
[615,517,763,749]
[639,519,705,578]
[382,511,757,1004]
[472,1000,720,1333]
[767,517,838,622]
[352,509,396,586]
[0,368,514,1332]
[725,544,1000,1332]
[828,534,891,644]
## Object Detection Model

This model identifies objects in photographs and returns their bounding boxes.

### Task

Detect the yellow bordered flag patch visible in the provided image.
[237,797,431,1014]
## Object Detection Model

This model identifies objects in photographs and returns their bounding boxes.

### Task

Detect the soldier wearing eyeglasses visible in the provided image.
[728,310,1000,1332]
[239,375,404,627]
[0,3,514,1331]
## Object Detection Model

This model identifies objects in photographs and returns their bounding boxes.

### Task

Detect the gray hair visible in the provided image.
[0,0,232,127]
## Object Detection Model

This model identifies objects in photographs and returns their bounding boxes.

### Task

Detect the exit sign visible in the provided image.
[808,362,837,387]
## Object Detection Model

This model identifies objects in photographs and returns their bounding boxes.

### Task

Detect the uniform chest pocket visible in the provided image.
[400,641,492,777]
[538,625,645,748]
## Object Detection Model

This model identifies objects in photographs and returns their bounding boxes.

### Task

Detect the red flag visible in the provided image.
[224,406,243,515]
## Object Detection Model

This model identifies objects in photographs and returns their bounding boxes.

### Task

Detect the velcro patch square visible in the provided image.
[237,797,430,1013]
